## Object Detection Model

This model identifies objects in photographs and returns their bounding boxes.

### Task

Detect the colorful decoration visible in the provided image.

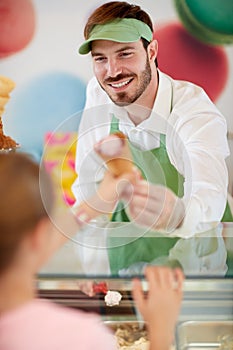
[3,72,86,160]
[0,0,35,58]
[44,132,78,206]
[174,0,233,45]
[154,22,229,101]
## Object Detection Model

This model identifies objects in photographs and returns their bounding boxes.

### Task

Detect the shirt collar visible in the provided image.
[109,70,172,133]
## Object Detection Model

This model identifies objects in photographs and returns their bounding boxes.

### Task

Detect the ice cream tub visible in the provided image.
[176,321,233,350]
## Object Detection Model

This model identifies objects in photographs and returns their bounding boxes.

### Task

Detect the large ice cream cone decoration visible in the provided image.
[0,75,18,150]
[95,132,134,176]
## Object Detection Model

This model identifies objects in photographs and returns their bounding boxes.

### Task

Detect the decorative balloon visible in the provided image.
[174,0,233,45]
[154,22,229,102]
[3,72,86,160]
[0,0,36,58]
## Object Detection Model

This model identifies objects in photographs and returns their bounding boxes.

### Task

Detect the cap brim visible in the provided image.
[78,18,153,55]
[78,32,141,55]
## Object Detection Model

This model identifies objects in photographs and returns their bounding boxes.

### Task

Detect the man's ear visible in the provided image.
[148,39,158,62]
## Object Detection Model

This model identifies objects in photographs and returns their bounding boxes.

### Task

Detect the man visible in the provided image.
[72,1,231,275]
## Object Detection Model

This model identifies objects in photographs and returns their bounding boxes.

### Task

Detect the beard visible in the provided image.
[98,56,152,107]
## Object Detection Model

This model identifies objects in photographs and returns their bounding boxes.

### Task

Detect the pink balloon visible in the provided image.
[154,22,229,102]
[0,0,35,58]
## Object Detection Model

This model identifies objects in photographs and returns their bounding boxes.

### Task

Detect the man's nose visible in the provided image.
[106,58,122,77]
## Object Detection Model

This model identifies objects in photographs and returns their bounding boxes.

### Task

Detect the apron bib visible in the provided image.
[108,116,182,274]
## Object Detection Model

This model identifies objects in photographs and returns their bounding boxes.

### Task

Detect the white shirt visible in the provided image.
[72,70,229,273]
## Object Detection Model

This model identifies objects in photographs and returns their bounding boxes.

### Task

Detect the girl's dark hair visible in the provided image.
[0,153,53,273]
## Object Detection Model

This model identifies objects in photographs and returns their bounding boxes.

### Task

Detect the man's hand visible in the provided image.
[72,168,140,225]
[92,168,140,214]
[125,181,185,232]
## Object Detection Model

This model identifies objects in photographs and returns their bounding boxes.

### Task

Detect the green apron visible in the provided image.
[107,116,233,275]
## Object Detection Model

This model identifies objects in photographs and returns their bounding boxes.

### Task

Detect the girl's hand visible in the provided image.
[132,266,184,350]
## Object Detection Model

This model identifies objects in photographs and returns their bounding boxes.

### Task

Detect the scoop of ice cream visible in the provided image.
[104,290,122,307]
[96,134,124,157]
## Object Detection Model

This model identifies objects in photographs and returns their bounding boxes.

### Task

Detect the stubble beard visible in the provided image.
[98,57,152,107]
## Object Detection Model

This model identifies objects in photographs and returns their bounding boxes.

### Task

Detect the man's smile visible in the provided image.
[107,78,134,89]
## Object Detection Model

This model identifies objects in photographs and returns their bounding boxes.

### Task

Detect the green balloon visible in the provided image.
[174,0,233,45]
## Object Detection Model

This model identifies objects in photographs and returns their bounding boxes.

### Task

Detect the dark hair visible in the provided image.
[0,153,53,273]
[84,1,158,66]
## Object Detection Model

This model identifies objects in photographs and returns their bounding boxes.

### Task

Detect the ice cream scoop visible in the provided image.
[93,282,122,307]
[104,290,122,307]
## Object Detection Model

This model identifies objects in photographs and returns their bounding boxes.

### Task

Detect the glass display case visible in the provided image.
[37,223,233,349]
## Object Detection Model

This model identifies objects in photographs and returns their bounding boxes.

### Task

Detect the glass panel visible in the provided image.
[39,222,233,279]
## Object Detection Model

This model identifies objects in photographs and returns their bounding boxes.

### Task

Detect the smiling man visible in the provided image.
[92,39,153,108]
[72,1,232,276]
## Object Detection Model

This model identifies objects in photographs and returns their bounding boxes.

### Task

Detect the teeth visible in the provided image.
[110,80,130,88]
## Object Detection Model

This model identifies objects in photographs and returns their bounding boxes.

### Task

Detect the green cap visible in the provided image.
[78,18,153,55]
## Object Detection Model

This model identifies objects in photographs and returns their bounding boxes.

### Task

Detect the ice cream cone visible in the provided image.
[0,96,10,108]
[0,76,15,97]
[0,107,5,117]
[0,96,9,118]
[0,76,18,150]
[95,132,134,176]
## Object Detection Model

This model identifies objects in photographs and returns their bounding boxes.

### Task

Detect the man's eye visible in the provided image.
[94,57,106,62]
[119,52,133,58]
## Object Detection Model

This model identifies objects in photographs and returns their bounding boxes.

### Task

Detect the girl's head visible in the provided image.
[0,153,54,274]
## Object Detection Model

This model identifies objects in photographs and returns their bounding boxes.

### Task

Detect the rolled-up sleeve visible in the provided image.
[167,83,229,237]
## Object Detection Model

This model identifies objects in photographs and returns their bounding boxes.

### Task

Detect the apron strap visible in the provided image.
[110,115,119,134]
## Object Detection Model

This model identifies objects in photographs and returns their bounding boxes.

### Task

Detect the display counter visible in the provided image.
[38,276,233,321]
[38,223,233,349]
[37,275,233,349]
[38,222,233,319]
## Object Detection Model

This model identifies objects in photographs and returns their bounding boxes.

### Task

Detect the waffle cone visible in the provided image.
[0,76,18,149]
[96,132,134,176]
[0,96,10,109]
[0,107,5,117]
[0,76,15,97]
